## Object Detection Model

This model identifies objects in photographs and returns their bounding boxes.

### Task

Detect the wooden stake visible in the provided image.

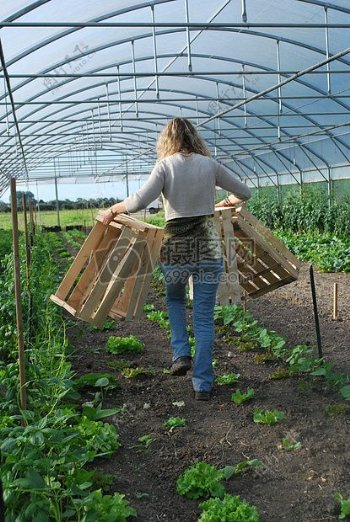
[333,282,339,321]
[243,289,247,312]
[10,179,27,410]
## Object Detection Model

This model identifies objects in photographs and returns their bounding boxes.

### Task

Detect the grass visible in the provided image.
[0,208,163,231]
[0,208,100,231]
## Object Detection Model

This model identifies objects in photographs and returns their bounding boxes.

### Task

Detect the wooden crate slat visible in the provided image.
[50,294,77,316]
[55,221,106,300]
[92,238,144,325]
[67,227,119,311]
[237,206,301,270]
[252,246,289,283]
[219,209,241,304]
[131,227,165,319]
[97,212,158,231]
[111,236,150,319]
[234,217,299,280]
[249,275,296,298]
[78,228,135,321]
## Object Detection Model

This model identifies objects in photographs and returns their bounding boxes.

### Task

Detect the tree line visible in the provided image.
[0,191,121,212]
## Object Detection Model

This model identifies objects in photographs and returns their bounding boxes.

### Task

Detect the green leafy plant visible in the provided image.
[121,367,154,379]
[75,489,137,521]
[216,372,240,385]
[340,385,350,401]
[146,310,170,330]
[176,460,261,501]
[75,372,120,391]
[198,494,260,522]
[107,359,134,371]
[335,493,350,520]
[106,335,143,355]
[87,319,116,331]
[281,437,302,451]
[82,404,119,421]
[163,417,186,432]
[176,462,226,500]
[253,408,285,425]
[325,403,349,416]
[231,388,255,405]
[129,434,154,451]
[143,304,155,312]
[270,368,293,380]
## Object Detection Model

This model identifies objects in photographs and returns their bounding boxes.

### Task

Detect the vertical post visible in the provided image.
[22,194,31,285]
[29,200,35,243]
[131,40,138,117]
[36,180,41,228]
[151,4,160,98]
[324,7,331,94]
[10,178,27,410]
[241,0,247,22]
[333,283,339,321]
[54,174,61,228]
[243,289,247,312]
[327,166,332,207]
[184,0,192,71]
[309,265,323,359]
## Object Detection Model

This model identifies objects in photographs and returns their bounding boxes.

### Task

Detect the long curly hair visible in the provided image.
[157,117,211,160]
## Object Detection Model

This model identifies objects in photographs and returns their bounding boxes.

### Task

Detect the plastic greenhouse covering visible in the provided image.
[0,0,350,196]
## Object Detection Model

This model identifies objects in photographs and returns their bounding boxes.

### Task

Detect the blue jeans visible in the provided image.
[161,258,224,392]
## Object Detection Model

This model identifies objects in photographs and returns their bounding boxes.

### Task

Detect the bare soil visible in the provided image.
[66,263,350,522]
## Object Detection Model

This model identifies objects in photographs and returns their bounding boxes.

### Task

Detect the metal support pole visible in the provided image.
[241,0,247,22]
[105,84,112,140]
[117,65,123,131]
[216,82,221,135]
[10,178,27,410]
[125,157,130,197]
[35,180,41,227]
[310,265,323,359]
[324,7,331,94]
[241,65,247,128]
[29,200,35,243]
[131,41,138,117]
[54,173,61,228]
[22,194,30,285]
[185,0,192,71]
[327,166,332,206]
[151,5,160,98]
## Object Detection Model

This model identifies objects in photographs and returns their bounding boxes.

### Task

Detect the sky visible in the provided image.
[0,178,143,203]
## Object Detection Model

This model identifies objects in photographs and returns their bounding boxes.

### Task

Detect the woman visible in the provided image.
[101,118,251,400]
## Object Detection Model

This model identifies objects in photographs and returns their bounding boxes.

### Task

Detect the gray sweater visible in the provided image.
[124,152,251,221]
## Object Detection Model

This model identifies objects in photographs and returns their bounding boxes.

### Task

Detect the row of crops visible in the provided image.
[0,230,136,521]
[248,190,350,273]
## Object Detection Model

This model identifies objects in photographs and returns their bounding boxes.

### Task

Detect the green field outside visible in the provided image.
[0,207,161,231]
[0,208,100,231]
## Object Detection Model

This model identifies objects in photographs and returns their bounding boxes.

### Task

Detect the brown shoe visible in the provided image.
[169,356,192,376]
[194,391,211,401]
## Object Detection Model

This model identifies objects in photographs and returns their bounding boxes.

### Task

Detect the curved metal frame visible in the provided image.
[1,0,350,194]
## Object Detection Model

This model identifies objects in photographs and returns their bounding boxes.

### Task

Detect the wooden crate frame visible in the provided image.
[50,213,164,325]
[214,208,242,305]
[215,206,301,300]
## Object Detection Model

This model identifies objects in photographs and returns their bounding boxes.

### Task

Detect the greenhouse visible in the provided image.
[0,1,350,521]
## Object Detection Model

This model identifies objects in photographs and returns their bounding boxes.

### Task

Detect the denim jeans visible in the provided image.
[161,258,224,392]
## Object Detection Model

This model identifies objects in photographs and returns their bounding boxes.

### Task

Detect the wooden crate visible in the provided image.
[50,213,164,325]
[214,206,301,300]
[214,208,242,305]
